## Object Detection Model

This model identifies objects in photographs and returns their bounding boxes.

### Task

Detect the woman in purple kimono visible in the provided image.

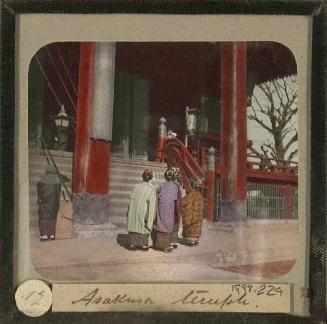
[153,168,178,253]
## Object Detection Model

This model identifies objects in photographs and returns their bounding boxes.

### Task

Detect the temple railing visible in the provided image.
[157,117,298,220]
[162,137,205,189]
[246,150,298,185]
[247,152,298,175]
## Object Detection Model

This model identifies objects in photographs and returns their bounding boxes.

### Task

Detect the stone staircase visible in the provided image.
[29,151,167,228]
[108,158,166,227]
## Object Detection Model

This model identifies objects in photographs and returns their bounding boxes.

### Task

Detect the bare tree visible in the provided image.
[248,75,298,162]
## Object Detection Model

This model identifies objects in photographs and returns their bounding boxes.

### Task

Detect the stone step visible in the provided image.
[110,180,163,189]
[29,154,166,168]
[28,151,168,224]
[29,189,71,196]
[109,191,132,200]
[110,173,166,181]
[109,175,163,186]
[110,216,127,227]
[110,164,166,171]
[111,157,166,168]
[110,167,166,175]
[109,197,130,207]
[109,206,128,217]
[110,167,166,177]
[29,179,73,188]
[73,222,119,240]
[28,157,73,165]
[28,166,73,174]
[29,162,73,171]
[28,167,72,175]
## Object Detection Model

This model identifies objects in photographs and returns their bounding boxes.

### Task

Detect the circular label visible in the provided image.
[15,280,52,317]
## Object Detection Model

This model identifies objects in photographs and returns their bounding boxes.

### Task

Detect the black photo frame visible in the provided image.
[0,1,326,323]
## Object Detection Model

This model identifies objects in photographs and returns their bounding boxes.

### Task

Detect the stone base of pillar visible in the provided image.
[73,193,111,224]
[220,200,247,222]
[74,222,118,240]
[73,193,116,239]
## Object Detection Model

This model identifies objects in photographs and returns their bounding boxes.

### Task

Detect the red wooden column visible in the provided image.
[220,42,247,221]
[73,43,112,195]
[73,42,114,226]
[87,140,110,194]
[73,42,94,194]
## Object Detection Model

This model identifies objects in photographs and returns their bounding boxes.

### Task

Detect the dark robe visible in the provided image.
[37,182,61,220]
[37,176,61,236]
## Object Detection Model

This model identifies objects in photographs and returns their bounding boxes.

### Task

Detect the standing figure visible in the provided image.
[153,169,178,253]
[126,169,157,251]
[170,167,183,248]
[182,179,205,246]
[37,165,61,242]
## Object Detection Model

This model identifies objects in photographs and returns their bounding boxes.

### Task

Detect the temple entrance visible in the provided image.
[112,70,150,160]
[28,41,298,225]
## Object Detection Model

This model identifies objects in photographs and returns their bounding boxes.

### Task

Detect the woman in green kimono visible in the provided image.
[126,169,157,251]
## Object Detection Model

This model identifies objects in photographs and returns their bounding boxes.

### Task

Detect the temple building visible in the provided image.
[28,42,298,236]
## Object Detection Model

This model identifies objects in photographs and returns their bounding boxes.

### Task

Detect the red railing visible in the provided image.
[246,150,298,185]
[161,136,298,220]
[246,154,298,175]
[161,136,298,188]
[162,138,205,189]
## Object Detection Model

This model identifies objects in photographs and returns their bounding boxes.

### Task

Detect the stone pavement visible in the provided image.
[30,219,298,282]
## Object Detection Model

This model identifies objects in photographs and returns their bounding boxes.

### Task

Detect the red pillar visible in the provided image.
[73,43,110,195]
[73,43,94,194]
[220,42,247,221]
[87,140,110,194]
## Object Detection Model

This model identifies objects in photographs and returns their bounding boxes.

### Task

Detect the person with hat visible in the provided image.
[36,165,61,242]
[153,168,178,253]
[170,167,184,249]
[181,179,205,246]
[126,169,157,251]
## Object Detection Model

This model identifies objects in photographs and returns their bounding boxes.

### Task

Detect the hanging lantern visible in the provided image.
[53,104,71,128]
[186,113,197,135]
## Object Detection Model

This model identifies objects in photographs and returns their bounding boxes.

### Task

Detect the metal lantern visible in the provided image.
[158,117,167,137]
[185,106,197,136]
[51,104,74,151]
[53,104,70,128]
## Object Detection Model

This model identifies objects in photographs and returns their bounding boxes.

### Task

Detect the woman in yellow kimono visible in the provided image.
[126,169,157,251]
[182,179,204,246]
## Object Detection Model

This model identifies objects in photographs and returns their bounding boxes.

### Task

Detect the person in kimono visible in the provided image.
[153,168,178,253]
[126,169,157,251]
[170,167,183,249]
[37,165,61,242]
[182,179,205,246]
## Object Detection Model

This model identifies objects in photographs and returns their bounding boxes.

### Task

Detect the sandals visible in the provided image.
[128,245,149,251]
[39,234,55,242]
[170,243,178,249]
[184,240,199,247]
